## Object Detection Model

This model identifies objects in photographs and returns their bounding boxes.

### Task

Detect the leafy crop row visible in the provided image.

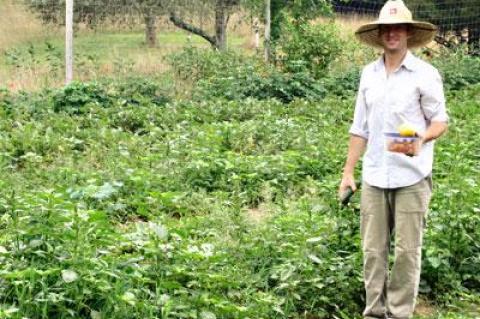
[0,77,478,318]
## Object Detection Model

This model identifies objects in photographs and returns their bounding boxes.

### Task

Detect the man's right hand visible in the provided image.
[339,173,357,197]
[339,134,366,201]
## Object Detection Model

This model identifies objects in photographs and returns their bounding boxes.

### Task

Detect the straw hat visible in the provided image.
[355,0,437,49]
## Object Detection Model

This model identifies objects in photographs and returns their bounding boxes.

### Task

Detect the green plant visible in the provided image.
[167,46,250,83]
[420,86,480,302]
[430,47,480,91]
[277,21,344,79]
[192,61,327,103]
[0,75,478,318]
[52,81,112,114]
[167,46,328,103]
[322,66,362,97]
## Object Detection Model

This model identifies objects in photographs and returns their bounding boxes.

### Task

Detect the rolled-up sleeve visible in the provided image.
[349,70,369,139]
[420,69,449,122]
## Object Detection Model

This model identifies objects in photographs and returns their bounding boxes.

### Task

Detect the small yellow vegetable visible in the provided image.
[398,123,416,137]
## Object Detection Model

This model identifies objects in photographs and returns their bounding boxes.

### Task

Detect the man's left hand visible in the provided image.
[405,135,424,157]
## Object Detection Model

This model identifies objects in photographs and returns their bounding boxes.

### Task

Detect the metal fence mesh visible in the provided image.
[0,0,478,90]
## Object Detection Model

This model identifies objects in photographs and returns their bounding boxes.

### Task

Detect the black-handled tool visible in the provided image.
[340,186,354,206]
[339,182,360,206]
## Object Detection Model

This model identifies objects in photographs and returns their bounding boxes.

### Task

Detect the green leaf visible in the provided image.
[200,311,216,319]
[61,269,79,283]
[92,183,116,200]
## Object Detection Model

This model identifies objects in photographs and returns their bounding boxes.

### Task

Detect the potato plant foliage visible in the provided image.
[0,53,479,318]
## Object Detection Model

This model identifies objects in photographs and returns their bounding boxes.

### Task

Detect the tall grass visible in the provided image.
[0,0,57,51]
[0,1,253,92]
[0,0,61,90]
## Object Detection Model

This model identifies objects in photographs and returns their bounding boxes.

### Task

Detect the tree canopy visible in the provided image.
[24,0,241,49]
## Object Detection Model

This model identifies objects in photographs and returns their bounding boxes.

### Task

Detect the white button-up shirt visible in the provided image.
[350,51,448,189]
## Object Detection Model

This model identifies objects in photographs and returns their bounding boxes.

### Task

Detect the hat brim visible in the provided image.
[355,21,437,48]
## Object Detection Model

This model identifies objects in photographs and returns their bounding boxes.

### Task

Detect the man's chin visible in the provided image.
[384,46,403,53]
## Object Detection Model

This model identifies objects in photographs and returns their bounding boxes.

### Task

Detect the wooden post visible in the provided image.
[253,18,260,52]
[264,0,271,62]
[65,0,74,84]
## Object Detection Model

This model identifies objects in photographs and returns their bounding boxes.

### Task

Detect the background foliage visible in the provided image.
[0,50,479,317]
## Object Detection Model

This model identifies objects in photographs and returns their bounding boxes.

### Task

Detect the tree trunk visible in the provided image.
[215,0,228,51]
[145,11,157,47]
[264,0,271,62]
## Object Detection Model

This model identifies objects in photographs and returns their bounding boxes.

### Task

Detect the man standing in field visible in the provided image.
[339,0,448,318]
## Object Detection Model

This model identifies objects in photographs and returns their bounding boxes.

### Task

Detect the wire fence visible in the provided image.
[16,1,480,38]
[0,0,478,90]
[3,1,479,49]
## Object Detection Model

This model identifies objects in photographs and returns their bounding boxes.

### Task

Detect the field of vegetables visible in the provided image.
[0,70,478,318]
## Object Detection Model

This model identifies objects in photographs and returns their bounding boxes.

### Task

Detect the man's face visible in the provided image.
[379,24,410,52]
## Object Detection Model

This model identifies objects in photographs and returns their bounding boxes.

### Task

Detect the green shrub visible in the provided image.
[52,79,171,114]
[195,64,327,103]
[167,46,250,83]
[420,86,480,302]
[52,81,112,114]
[168,47,327,103]
[431,47,480,91]
[114,77,171,106]
[277,21,344,79]
[0,88,14,111]
[322,66,362,97]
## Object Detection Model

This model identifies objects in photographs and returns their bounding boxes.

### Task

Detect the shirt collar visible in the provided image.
[401,51,416,71]
[374,50,417,72]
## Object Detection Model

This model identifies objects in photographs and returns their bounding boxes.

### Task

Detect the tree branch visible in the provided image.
[169,12,217,48]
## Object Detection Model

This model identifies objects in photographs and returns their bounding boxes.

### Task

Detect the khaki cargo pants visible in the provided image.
[360,176,432,319]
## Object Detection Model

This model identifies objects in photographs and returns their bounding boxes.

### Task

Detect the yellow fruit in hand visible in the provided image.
[398,123,416,137]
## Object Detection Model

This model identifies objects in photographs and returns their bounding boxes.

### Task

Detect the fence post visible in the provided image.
[264,0,271,62]
[253,18,260,52]
[65,0,74,85]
